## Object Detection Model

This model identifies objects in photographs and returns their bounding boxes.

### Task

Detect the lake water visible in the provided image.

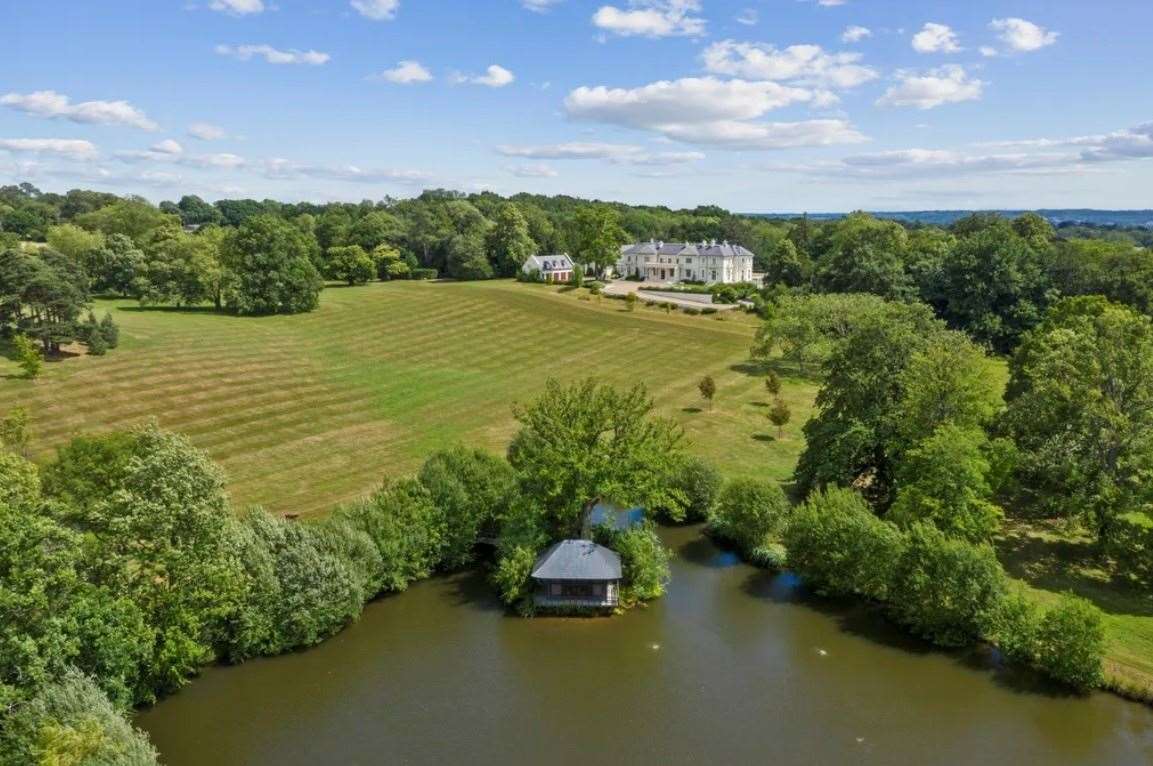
[137,526,1153,765]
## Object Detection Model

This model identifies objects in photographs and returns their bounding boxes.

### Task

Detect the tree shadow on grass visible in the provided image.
[117,305,221,315]
[996,521,1153,618]
[681,406,703,414]
[752,433,777,443]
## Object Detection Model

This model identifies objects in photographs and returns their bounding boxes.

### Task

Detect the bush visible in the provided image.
[784,487,905,600]
[707,478,791,558]
[606,524,670,603]
[99,312,119,349]
[491,497,549,614]
[701,307,718,315]
[570,263,585,288]
[662,455,722,523]
[13,334,42,378]
[986,588,1042,667]
[87,326,108,356]
[587,281,605,295]
[1033,594,1105,691]
[888,523,1005,647]
[1,668,158,766]
[411,268,438,280]
[417,447,517,569]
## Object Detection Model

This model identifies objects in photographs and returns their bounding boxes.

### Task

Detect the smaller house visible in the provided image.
[531,539,621,609]
[523,254,575,283]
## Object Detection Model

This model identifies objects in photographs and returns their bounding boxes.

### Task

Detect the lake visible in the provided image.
[137,525,1153,765]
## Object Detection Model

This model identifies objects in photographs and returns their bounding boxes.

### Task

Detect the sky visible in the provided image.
[3,0,1152,212]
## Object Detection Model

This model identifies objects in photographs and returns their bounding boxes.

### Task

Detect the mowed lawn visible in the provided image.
[0,280,813,517]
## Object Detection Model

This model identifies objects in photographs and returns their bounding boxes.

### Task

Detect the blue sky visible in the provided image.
[3,0,1152,211]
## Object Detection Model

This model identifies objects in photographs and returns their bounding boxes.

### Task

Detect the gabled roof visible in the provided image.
[531,540,622,581]
[619,241,754,258]
[523,253,574,272]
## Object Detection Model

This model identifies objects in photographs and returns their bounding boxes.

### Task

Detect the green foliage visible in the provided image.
[417,446,517,569]
[46,224,105,263]
[1,248,91,353]
[888,523,1005,647]
[99,312,119,349]
[764,370,781,397]
[888,425,1004,543]
[568,206,627,275]
[75,200,179,245]
[625,291,638,311]
[814,212,915,300]
[698,375,716,409]
[783,487,905,600]
[752,293,895,375]
[13,333,42,378]
[662,455,722,523]
[410,267,438,280]
[486,204,536,277]
[603,524,671,603]
[708,478,791,559]
[1,668,158,766]
[492,497,550,614]
[507,378,683,538]
[220,214,323,315]
[0,407,30,455]
[1001,297,1153,538]
[326,245,376,286]
[1050,238,1153,316]
[1103,511,1153,586]
[334,478,444,592]
[83,234,143,297]
[768,398,791,439]
[86,324,108,356]
[1033,594,1106,691]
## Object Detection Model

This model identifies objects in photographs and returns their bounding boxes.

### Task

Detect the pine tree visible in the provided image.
[100,312,120,349]
[764,370,781,398]
[87,327,108,356]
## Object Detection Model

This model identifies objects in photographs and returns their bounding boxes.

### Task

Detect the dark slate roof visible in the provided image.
[531,540,622,581]
[619,241,754,258]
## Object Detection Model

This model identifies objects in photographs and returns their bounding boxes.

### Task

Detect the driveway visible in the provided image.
[602,280,741,312]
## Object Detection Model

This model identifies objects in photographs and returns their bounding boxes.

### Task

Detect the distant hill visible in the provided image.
[746,210,1153,229]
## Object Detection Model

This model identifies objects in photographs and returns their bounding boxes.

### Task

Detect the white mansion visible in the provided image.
[617,240,756,285]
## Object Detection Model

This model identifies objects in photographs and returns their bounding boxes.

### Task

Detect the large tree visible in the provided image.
[219,214,323,314]
[1000,296,1153,538]
[0,247,90,352]
[813,212,915,300]
[486,204,536,277]
[507,379,683,537]
[567,206,626,276]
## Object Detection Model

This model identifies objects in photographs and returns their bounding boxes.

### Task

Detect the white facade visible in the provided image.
[523,253,575,283]
[617,241,756,285]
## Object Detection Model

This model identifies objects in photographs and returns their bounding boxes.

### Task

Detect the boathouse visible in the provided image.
[531,539,621,609]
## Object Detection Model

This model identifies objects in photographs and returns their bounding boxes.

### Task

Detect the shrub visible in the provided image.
[784,487,905,600]
[417,447,517,569]
[13,334,42,379]
[608,524,671,603]
[99,312,119,349]
[701,307,718,315]
[570,264,585,288]
[986,588,1042,667]
[707,478,791,559]
[587,281,605,295]
[87,326,108,356]
[663,455,722,523]
[1033,594,1105,691]
[411,268,438,280]
[492,498,550,614]
[683,307,700,315]
[888,523,1005,647]
[1,668,158,766]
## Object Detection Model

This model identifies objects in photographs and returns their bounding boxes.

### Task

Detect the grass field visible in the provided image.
[3,278,1149,700]
[0,280,814,517]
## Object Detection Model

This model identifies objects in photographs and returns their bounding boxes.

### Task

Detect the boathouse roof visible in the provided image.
[531,540,622,581]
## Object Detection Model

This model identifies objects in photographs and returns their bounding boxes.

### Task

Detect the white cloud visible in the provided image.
[911,22,962,53]
[841,25,871,43]
[877,65,984,109]
[522,0,562,11]
[979,46,998,58]
[496,142,705,165]
[454,65,515,87]
[214,44,330,65]
[701,41,878,89]
[376,60,433,84]
[592,0,705,39]
[187,152,247,169]
[984,123,1153,163]
[1,90,158,131]
[263,158,429,185]
[151,139,184,155]
[817,0,846,6]
[736,9,758,26]
[350,0,399,21]
[209,0,264,15]
[989,18,1058,53]
[0,138,99,159]
[508,163,559,177]
[565,76,865,149]
[188,122,227,141]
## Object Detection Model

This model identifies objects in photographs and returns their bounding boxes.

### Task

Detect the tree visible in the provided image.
[768,398,791,439]
[86,324,108,356]
[417,447,517,568]
[0,248,91,353]
[888,523,1005,647]
[1000,297,1153,538]
[134,228,224,307]
[326,245,375,286]
[82,233,144,296]
[794,301,944,506]
[933,228,1051,353]
[662,455,722,523]
[764,238,811,288]
[75,200,178,244]
[625,292,638,312]
[698,375,716,410]
[813,212,915,300]
[175,195,224,227]
[752,293,893,375]
[219,214,323,315]
[1032,594,1105,691]
[888,425,1003,543]
[348,211,405,253]
[568,206,626,276]
[507,379,683,537]
[13,334,42,378]
[707,478,791,561]
[764,370,781,397]
[486,204,536,277]
[46,224,104,262]
[445,232,493,280]
[99,312,119,349]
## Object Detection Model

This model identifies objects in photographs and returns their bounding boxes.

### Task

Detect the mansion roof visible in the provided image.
[620,240,754,258]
